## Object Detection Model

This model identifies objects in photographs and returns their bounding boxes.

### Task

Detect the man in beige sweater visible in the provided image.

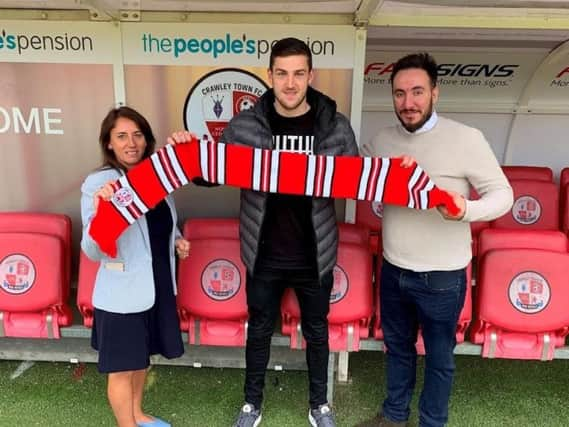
[357,53,513,427]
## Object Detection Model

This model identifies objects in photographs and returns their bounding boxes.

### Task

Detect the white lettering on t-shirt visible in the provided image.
[272,134,314,154]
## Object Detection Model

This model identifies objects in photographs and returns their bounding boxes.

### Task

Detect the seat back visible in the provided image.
[0,232,70,338]
[183,218,239,240]
[469,188,490,256]
[338,222,369,247]
[491,180,558,230]
[354,201,383,254]
[77,251,100,327]
[560,167,569,188]
[281,237,373,351]
[502,166,553,182]
[472,231,569,360]
[0,212,72,299]
[177,219,247,347]
[559,168,569,233]
[478,229,568,258]
[473,249,569,360]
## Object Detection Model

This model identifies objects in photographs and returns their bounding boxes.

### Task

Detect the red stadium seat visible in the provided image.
[372,253,383,340]
[76,251,99,327]
[491,179,558,230]
[0,212,72,300]
[471,229,569,360]
[502,166,553,182]
[177,219,248,346]
[559,168,569,233]
[469,188,490,257]
[183,218,239,240]
[560,167,569,189]
[281,225,373,352]
[354,200,383,254]
[477,229,567,255]
[0,212,73,338]
[561,184,569,234]
[338,222,370,247]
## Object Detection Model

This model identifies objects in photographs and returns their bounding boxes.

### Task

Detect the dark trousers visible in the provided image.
[244,267,333,409]
[380,259,467,427]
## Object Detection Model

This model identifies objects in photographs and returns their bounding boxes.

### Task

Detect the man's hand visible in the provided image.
[93,180,116,211]
[175,238,191,259]
[167,130,198,145]
[399,154,415,168]
[437,191,466,220]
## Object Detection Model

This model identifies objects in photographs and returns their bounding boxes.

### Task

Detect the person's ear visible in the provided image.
[432,85,439,104]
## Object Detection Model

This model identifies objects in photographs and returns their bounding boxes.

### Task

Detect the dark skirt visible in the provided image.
[91,200,184,373]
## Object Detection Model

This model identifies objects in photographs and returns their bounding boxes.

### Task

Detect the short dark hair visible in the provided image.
[269,37,312,71]
[98,106,156,171]
[390,53,438,88]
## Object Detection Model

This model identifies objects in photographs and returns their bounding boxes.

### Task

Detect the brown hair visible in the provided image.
[98,106,156,171]
[269,37,312,71]
[390,52,438,88]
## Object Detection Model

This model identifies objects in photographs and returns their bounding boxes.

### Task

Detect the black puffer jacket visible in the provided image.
[219,86,358,278]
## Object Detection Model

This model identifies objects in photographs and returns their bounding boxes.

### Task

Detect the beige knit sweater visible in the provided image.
[361,116,513,271]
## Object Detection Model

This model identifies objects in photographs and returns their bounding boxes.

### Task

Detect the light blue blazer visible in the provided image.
[80,167,181,314]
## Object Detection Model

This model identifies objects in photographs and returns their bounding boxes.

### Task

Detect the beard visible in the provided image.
[396,100,434,133]
[274,91,308,115]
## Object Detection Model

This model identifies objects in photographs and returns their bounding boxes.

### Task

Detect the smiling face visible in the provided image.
[392,67,439,133]
[268,54,314,117]
[107,117,147,170]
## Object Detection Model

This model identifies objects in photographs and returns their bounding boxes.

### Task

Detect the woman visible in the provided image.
[81,106,190,427]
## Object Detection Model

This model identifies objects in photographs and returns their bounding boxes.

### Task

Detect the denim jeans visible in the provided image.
[380,259,467,427]
[244,267,333,409]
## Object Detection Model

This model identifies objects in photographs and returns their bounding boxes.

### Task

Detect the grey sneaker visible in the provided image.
[233,403,262,427]
[308,404,336,427]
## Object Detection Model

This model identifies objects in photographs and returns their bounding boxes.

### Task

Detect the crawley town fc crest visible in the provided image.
[508,271,550,314]
[0,254,36,295]
[201,259,241,301]
[184,68,268,142]
[512,195,541,225]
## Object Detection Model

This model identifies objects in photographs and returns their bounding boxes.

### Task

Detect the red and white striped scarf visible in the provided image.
[89,138,458,257]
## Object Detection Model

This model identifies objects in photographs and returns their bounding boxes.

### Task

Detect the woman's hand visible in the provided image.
[175,238,191,259]
[167,130,198,145]
[93,181,116,211]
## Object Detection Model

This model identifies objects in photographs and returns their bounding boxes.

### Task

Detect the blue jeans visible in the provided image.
[380,259,466,427]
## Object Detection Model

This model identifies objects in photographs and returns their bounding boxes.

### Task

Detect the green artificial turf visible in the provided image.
[1,352,568,426]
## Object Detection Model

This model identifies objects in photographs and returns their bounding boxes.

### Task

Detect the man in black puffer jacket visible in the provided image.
[225,38,358,427]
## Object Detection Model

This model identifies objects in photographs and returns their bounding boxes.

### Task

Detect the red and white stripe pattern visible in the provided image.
[357,157,390,202]
[110,144,189,225]
[151,144,189,193]
[252,147,280,192]
[199,139,227,185]
[407,165,434,209]
[305,155,335,197]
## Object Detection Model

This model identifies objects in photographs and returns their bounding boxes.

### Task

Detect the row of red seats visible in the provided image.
[74,216,569,360]
[78,220,374,352]
[0,213,72,338]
